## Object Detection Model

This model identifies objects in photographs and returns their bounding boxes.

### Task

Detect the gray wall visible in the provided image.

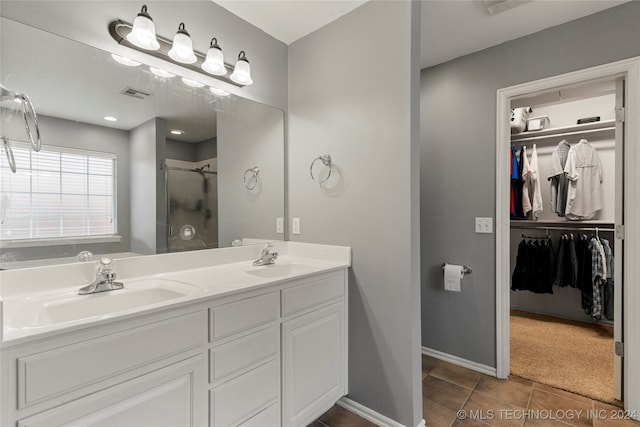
[288,2,422,425]
[165,137,217,163]
[0,115,131,262]
[0,1,288,111]
[130,117,165,254]
[420,1,640,367]
[217,98,284,247]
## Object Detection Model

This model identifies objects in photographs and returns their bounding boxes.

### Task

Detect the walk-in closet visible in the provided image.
[508,77,623,405]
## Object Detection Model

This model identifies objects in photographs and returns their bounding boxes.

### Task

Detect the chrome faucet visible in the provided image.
[253,243,278,266]
[78,257,124,295]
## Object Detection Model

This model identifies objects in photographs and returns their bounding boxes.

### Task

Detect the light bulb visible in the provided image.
[209,86,230,97]
[125,5,160,51]
[149,67,176,78]
[230,51,253,86]
[182,77,205,88]
[111,54,141,67]
[168,23,197,64]
[201,38,226,76]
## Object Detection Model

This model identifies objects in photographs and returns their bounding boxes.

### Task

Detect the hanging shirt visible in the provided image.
[547,140,571,217]
[589,237,605,320]
[564,139,604,220]
[521,146,532,217]
[530,144,543,219]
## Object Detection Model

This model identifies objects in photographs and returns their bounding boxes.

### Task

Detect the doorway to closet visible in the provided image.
[509,77,621,404]
[495,58,640,415]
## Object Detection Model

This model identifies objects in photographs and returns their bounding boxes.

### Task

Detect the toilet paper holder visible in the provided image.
[441,263,473,276]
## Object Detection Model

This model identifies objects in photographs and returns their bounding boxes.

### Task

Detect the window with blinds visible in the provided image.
[0,143,116,242]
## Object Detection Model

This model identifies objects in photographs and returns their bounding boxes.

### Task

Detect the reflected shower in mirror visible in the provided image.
[0,17,284,269]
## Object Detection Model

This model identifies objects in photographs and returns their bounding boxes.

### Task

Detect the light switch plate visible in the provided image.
[475,217,493,234]
[276,218,284,234]
[292,218,300,235]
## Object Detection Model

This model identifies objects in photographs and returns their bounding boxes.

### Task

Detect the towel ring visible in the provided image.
[310,154,332,183]
[243,166,260,190]
[2,137,17,173]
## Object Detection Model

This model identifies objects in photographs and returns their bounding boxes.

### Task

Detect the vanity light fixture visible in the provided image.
[111,54,141,67]
[201,38,226,76]
[181,77,205,88]
[168,23,197,64]
[230,51,253,86]
[103,116,118,122]
[126,5,160,51]
[209,86,230,97]
[109,7,253,88]
[149,66,176,78]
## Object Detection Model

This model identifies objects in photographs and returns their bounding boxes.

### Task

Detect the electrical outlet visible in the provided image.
[475,217,493,234]
[292,218,300,235]
[276,218,284,234]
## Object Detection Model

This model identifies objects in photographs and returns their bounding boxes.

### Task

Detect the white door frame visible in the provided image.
[495,57,640,416]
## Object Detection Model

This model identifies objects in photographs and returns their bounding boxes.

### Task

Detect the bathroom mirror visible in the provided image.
[0,17,285,269]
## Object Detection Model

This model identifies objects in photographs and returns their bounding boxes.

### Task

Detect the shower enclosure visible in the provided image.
[165,162,218,252]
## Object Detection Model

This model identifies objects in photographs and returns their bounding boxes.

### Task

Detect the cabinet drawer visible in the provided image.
[239,402,280,427]
[210,359,279,427]
[17,355,206,427]
[209,292,279,342]
[281,272,344,317]
[209,326,279,384]
[17,311,205,409]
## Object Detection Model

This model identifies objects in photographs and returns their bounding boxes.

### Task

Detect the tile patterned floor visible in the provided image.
[310,355,640,427]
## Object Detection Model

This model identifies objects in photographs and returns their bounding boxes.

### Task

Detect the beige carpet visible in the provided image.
[510,309,618,405]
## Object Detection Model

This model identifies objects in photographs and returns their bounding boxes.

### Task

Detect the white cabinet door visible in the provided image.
[17,355,207,427]
[282,302,345,427]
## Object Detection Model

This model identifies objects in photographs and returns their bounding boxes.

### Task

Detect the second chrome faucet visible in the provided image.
[253,243,278,266]
[78,257,124,295]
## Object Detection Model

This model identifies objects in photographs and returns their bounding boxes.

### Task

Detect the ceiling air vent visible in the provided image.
[119,87,153,99]
[483,0,532,16]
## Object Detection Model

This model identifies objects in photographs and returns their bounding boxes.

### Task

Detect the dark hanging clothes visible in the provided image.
[601,238,615,321]
[553,234,578,288]
[511,148,525,219]
[511,238,554,294]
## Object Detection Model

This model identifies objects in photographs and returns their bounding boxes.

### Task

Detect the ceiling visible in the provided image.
[213,0,630,69]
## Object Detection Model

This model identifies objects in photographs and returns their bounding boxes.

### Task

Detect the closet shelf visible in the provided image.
[511,119,615,145]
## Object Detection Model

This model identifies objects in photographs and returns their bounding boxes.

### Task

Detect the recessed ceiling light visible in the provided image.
[170,129,185,135]
[181,77,205,88]
[103,116,118,122]
[149,66,176,78]
[111,53,141,67]
[209,86,230,97]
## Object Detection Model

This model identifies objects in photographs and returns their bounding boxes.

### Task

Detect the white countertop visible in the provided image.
[0,242,351,346]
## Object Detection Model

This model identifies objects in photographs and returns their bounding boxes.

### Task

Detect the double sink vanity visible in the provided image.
[0,242,351,427]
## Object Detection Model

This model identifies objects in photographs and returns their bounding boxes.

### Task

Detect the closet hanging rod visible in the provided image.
[511,224,614,232]
[510,126,615,144]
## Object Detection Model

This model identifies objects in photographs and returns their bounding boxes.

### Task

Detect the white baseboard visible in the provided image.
[337,397,425,427]
[422,346,497,377]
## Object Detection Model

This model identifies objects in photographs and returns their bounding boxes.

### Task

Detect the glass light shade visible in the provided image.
[111,54,141,67]
[181,77,205,88]
[201,38,226,76]
[149,67,176,78]
[126,6,160,51]
[168,24,197,64]
[209,86,230,97]
[230,52,253,86]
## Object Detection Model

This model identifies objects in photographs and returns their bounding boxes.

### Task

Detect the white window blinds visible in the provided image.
[0,144,116,241]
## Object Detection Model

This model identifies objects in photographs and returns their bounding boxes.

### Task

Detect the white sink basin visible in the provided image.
[4,279,203,330]
[245,263,316,278]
